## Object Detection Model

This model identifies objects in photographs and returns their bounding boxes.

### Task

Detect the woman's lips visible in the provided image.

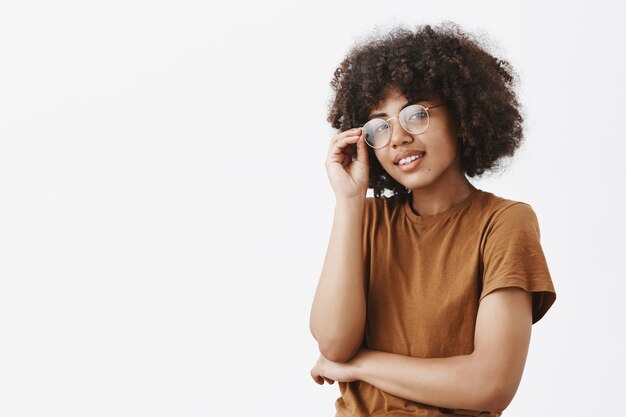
[395,153,425,172]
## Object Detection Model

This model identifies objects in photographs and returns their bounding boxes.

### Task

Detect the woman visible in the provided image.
[309,22,557,417]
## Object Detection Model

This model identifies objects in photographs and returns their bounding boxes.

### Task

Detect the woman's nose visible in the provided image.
[388,118,413,147]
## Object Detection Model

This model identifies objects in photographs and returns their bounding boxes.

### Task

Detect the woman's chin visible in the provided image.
[394,177,432,192]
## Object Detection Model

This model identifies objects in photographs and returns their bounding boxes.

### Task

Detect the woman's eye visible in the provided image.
[374,124,388,134]
[409,111,427,120]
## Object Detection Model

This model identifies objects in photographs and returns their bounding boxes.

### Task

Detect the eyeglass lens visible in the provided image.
[363,104,429,148]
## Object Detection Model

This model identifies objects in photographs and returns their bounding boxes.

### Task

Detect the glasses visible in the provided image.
[361,103,446,149]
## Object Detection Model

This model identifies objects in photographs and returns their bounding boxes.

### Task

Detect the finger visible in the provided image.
[355,132,369,165]
[331,135,361,156]
[328,129,362,149]
[329,136,361,156]
[331,128,362,142]
[310,369,324,385]
[323,377,335,385]
[327,137,362,167]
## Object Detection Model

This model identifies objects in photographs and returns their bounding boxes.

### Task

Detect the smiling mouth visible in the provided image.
[395,152,426,166]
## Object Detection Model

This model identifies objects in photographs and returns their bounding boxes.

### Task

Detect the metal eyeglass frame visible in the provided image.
[362,103,447,149]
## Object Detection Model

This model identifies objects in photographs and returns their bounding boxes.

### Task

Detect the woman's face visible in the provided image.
[369,86,465,192]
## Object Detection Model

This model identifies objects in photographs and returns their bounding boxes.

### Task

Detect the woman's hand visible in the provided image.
[310,349,370,385]
[325,128,370,201]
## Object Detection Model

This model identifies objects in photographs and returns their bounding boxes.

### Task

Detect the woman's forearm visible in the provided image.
[309,196,367,363]
[351,349,502,413]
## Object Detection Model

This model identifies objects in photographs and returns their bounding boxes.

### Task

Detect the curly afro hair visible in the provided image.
[327,21,525,203]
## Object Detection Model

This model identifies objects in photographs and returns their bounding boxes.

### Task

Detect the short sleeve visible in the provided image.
[479,203,557,324]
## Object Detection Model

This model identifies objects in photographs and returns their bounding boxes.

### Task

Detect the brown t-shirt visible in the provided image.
[334,188,557,417]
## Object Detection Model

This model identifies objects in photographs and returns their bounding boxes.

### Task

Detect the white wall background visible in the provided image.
[0,1,623,416]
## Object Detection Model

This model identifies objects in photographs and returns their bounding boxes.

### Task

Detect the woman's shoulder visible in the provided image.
[472,189,539,225]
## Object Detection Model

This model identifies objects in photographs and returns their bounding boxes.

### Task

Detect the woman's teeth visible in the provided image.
[399,154,423,165]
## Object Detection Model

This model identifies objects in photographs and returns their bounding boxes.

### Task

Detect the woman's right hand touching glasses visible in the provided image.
[325,128,370,201]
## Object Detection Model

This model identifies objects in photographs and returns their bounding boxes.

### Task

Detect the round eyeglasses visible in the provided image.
[361,103,447,149]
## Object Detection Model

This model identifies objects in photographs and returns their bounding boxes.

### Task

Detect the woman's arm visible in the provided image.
[312,287,532,413]
[309,196,367,363]
[352,287,532,412]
